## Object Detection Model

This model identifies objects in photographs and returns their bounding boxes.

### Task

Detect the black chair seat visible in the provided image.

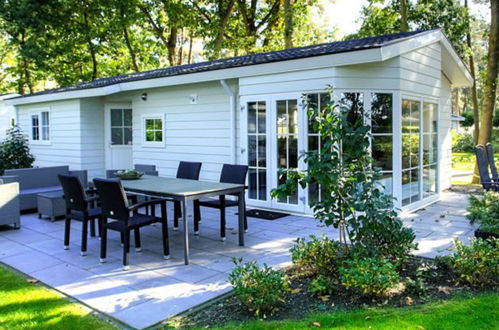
[198,199,239,208]
[106,214,160,230]
[71,207,102,220]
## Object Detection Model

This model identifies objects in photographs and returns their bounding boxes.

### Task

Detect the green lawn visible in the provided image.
[208,293,499,330]
[452,152,475,172]
[0,264,115,330]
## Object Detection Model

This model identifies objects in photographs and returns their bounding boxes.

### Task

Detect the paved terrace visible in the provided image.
[0,192,474,329]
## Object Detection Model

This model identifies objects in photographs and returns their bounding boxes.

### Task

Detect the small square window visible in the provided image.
[143,114,165,147]
[30,110,50,143]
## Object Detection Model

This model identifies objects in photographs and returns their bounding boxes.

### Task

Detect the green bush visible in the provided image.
[309,274,335,297]
[467,193,499,235]
[450,238,499,288]
[228,259,290,316]
[339,257,400,298]
[451,131,475,153]
[0,125,35,175]
[290,235,344,276]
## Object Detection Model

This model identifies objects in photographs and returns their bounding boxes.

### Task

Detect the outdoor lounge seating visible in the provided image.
[58,174,101,256]
[173,161,202,229]
[0,179,20,229]
[485,143,499,182]
[198,164,248,240]
[93,178,170,270]
[0,166,87,211]
[474,145,499,191]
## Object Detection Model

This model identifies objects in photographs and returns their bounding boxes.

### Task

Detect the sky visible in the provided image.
[323,0,492,39]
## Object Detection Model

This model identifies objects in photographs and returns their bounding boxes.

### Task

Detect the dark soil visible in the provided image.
[174,257,492,329]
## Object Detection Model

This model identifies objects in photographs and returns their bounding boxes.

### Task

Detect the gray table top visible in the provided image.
[121,175,244,198]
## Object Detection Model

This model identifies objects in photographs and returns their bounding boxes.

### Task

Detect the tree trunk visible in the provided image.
[212,0,236,59]
[187,33,193,64]
[284,0,293,48]
[400,0,409,32]
[123,26,139,72]
[477,0,498,147]
[83,11,98,80]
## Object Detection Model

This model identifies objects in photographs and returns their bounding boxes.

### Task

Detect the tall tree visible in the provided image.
[284,0,294,48]
[477,0,499,146]
[400,0,409,32]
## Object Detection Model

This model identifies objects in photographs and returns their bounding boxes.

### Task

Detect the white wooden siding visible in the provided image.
[80,98,105,178]
[399,44,442,97]
[439,74,453,190]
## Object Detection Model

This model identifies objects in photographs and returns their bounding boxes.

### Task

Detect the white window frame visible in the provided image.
[142,113,166,148]
[29,108,51,145]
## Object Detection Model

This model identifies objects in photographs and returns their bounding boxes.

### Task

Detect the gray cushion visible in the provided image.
[20,186,62,196]
[5,166,69,189]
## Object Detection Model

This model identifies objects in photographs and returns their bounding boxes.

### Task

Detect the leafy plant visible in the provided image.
[290,235,344,276]
[0,125,35,175]
[339,257,400,298]
[228,259,290,317]
[467,192,499,235]
[450,238,499,288]
[451,131,475,153]
[309,274,335,297]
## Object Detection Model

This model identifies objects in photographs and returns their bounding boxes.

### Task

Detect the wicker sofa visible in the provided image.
[0,179,20,228]
[0,166,87,212]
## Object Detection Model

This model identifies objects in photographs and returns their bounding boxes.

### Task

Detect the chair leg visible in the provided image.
[64,212,71,250]
[194,200,200,235]
[90,218,96,237]
[134,228,142,252]
[100,224,107,263]
[173,201,180,229]
[161,202,170,259]
[81,219,88,256]
[120,232,124,246]
[243,197,248,232]
[123,229,130,270]
[220,195,226,241]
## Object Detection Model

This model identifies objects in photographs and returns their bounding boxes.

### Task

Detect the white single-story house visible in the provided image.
[6,29,472,212]
[0,93,19,139]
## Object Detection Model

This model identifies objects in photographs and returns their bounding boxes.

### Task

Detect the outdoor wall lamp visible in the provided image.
[141,93,148,101]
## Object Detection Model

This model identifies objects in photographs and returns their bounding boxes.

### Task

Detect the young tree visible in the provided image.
[0,125,35,175]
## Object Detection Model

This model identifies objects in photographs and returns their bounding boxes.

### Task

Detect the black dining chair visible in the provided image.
[93,178,170,270]
[485,143,499,182]
[474,145,499,191]
[173,161,202,230]
[58,174,101,256]
[198,164,248,241]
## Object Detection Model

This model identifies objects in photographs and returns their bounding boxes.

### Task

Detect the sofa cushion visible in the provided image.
[20,186,62,196]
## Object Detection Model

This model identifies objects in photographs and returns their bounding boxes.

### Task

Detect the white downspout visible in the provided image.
[220,79,237,164]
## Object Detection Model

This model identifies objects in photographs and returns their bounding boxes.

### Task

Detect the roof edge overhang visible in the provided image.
[7,29,473,106]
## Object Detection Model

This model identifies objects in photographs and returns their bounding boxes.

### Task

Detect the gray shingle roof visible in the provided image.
[19,29,435,98]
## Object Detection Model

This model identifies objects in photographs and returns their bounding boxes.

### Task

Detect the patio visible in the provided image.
[0,191,474,329]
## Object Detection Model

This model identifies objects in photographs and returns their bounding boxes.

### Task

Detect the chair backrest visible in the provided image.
[486,143,498,180]
[134,164,159,176]
[176,161,202,180]
[475,145,492,190]
[58,174,87,212]
[220,164,248,184]
[93,178,130,220]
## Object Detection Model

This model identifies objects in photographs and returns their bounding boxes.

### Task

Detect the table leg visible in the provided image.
[238,190,245,246]
[182,198,189,265]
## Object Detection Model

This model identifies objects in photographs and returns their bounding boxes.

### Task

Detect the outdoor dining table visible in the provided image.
[121,175,246,265]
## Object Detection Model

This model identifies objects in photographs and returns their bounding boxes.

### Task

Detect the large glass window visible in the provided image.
[423,102,438,197]
[371,93,393,195]
[111,108,132,145]
[31,110,50,142]
[248,101,267,201]
[402,100,421,206]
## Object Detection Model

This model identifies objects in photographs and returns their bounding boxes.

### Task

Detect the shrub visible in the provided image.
[309,274,335,297]
[0,125,35,175]
[451,131,474,153]
[290,235,344,276]
[450,238,499,288]
[339,257,400,298]
[467,193,499,235]
[228,259,290,316]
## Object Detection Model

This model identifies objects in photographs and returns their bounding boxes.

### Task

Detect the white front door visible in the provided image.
[105,105,133,170]
[242,94,306,213]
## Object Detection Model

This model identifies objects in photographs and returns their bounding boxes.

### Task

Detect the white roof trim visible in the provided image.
[7,30,472,106]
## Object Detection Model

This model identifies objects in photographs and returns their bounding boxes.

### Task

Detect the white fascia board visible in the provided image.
[439,34,473,87]
[380,30,441,61]
[7,48,382,106]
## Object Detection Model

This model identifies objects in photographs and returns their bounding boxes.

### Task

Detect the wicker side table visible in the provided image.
[37,191,65,221]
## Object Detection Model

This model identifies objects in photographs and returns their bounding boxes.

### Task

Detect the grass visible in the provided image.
[0,264,115,330]
[208,292,499,330]
[452,152,479,185]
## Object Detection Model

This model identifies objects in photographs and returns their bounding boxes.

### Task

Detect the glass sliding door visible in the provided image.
[423,102,438,197]
[247,101,268,202]
[401,99,421,206]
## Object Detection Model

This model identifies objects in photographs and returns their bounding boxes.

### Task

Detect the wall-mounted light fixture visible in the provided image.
[141,93,148,101]
[188,94,198,104]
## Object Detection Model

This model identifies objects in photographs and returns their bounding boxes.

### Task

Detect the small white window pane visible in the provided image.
[41,111,49,126]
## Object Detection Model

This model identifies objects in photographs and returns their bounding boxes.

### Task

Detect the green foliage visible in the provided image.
[309,274,335,297]
[290,235,344,276]
[450,238,499,288]
[228,259,290,317]
[461,111,475,128]
[452,131,475,153]
[0,125,34,175]
[467,192,499,235]
[339,257,400,298]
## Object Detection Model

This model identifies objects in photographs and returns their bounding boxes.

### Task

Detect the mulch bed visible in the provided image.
[174,257,494,329]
